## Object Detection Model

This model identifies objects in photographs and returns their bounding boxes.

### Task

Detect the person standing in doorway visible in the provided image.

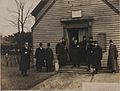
[35,42,45,72]
[19,42,31,77]
[79,36,87,65]
[107,40,119,73]
[92,41,102,74]
[45,43,54,72]
[62,37,68,65]
[69,37,75,66]
[71,39,80,67]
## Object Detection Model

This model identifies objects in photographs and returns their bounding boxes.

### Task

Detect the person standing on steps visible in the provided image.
[79,36,87,65]
[86,36,94,72]
[92,41,103,74]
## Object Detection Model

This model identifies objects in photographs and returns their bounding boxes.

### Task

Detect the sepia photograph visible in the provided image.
[0,0,120,91]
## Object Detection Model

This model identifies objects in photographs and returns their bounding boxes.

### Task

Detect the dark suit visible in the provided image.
[93,45,102,72]
[45,48,54,72]
[56,43,67,67]
[79,40,87,64]
[19,47,31,74]
[70,43,80,67]
[87,41,94,70]
[35,47,45,72]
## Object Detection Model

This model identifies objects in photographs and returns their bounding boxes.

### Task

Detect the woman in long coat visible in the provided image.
[107,40,119,73]
[19,42,31,76]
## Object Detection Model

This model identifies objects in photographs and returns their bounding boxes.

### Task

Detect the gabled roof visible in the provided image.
[31,0,49,17]
[108,0,119,10]
[102,0,120,15]
[31,0,57,30]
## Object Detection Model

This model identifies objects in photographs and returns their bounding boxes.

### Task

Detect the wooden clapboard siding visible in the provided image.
[60,0,120,66]
[33,0,63,57]
[32,0,120,66]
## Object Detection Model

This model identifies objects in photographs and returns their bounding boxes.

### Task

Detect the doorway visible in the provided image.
[67,28,88,47]
[68,29,79,46]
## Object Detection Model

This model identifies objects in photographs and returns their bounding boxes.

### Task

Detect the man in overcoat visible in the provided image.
[19,42,31,77]
[35,42,45,72]
[70,39,80,67]
[86,37,94,71]
[56,39,67,68]
[92,41,102,74]
[69,37,75,66]
[79,36,87,65]
[45,43,54,72]
[107,40,119,73]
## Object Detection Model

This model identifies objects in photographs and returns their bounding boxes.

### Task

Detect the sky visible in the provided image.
[0,0,41,36]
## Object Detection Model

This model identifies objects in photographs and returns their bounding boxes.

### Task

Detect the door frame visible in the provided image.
[61,16,94,48]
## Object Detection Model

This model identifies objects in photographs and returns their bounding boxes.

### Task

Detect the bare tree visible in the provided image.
[7,0,36,49]
[8,0,34,33]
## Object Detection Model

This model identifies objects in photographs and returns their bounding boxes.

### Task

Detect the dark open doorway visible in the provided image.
[67,28,88,47]
[68,29,79,46]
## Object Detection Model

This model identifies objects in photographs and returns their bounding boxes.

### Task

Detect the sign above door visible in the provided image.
[72,10,82,18]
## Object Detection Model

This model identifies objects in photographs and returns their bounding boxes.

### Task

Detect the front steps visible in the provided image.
[59,65,89,73]
[59,65,108,73]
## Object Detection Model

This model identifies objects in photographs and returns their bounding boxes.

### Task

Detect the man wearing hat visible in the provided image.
[45,43,54,72]
[35,42,45,72]
[79,36,87,65]
[56,39,67,68]
[86,36,94,71]
[92,41,102,74]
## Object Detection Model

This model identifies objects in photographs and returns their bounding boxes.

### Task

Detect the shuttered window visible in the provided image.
[97,33,106,52]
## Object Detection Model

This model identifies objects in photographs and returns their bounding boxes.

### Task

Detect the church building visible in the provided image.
[31,0,120,67]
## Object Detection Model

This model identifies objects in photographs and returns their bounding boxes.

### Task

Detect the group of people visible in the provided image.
[35,42,54,72]
[19,42,54,76]
[56,36,103,74]
[71,36,103,74]
[55,36,119,74]
[19,36,119,77]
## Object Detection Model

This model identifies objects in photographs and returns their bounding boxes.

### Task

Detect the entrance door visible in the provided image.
[67,28,89,66]
[78,28,88,42]
[67,28,88,47]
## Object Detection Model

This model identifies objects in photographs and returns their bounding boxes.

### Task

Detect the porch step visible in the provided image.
[59,65,108,73]
[59,65,89,73]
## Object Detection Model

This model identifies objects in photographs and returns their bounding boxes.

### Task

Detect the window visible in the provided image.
[97,33,106,52]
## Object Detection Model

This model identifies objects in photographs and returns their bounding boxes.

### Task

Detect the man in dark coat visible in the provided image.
[62,38,69,65]
[92,41,102,74]
[107,40,119,73]
[56,39,67,68]
[19,42,31,77]
[45,43,54,72]
[79,36,87,64]
[35,42,45,72]
[70,39,80,67]
[69,37,75,66]
[86,37,94,71]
